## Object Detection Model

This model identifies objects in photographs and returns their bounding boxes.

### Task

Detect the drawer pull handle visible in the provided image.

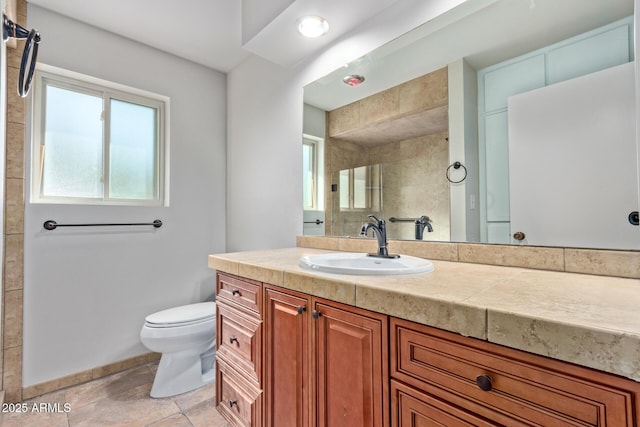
[297,306,306,315]
[476,374,493,392]
[229,336,238,345]
[231,289,241,297]
[229,400,238,408]
[312,310,322,320]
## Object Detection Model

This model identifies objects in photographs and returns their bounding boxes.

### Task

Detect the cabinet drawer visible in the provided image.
[217,358,262,427]
[217,273,262,316]
[392,318,637,426]
[392,380,500,427]
[217,302,262,386]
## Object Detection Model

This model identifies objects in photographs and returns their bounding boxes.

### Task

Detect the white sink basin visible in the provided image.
[298,252,434,276]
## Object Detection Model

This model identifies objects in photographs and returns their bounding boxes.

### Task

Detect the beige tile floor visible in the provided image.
[0,363,230,427]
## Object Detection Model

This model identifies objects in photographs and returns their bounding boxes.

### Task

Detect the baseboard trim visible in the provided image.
[22,352,161,400]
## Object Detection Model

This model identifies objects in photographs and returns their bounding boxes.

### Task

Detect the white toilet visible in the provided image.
[140,301,216,398]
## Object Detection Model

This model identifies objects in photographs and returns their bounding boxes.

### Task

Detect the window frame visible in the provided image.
[339,165,374,211]
[303,134,321,210]
[30,63,170,206]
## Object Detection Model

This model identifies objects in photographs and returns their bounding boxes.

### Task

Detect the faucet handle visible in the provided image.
[418,215,431,224]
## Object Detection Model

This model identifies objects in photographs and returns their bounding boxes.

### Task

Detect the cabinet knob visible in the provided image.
[297,306,306,315]
[476,374,493,392]
[312,310,322,320]
[512,231,526,241]
[231,289,241,296]
[229,336,238,345]
[229,400,238,408]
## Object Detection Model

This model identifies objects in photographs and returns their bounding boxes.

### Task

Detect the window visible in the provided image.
[339,164,381,211]
[340,166,369,210]
[31,64,169,205]
[303,135,321,210]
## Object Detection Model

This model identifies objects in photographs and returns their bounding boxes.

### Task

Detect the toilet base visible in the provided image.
[150,349,215,398]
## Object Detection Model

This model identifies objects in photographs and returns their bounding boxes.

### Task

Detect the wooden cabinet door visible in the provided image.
[314,299,389,427]
[264,286,311,427]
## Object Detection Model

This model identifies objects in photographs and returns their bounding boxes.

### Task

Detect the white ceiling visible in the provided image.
[27,0,246,72]
[26,0,401,72]
[25,0,635,107]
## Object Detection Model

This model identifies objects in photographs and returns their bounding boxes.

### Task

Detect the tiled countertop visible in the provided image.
[208,247,640,382]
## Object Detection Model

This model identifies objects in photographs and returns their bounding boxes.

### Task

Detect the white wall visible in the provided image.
[226,55,302,251]
[636,0,640,205]
[303,103,326,212]
[226,0,470,251]
[23,6,226,386]
[303,104,325,139]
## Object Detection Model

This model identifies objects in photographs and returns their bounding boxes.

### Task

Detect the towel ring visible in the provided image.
[446,161,467,183]
[18,29,40,97]
[3,14,41,97]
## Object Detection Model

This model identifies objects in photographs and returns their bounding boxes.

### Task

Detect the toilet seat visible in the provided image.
[144,302,216,328]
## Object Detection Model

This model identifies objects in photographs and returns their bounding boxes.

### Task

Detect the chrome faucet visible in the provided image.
[359,215,399,258]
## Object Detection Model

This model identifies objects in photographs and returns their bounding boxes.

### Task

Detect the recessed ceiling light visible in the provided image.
[297,16,329,38]
[343,74,365,87]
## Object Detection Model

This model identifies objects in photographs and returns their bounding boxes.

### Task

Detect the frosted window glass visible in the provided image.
[339,170,349,209]
[109,99,157,199]
[42,85,103,198]
[302,142,315,209]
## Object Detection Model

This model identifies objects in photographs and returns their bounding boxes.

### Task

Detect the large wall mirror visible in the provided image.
[303,0,640,251]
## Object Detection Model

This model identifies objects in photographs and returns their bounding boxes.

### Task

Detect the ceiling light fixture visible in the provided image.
[297,16,329,38]
[343,74,365,87]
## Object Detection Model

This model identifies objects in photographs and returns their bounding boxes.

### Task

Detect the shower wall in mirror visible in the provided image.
[324,68,452,241]
[329,132,450,241]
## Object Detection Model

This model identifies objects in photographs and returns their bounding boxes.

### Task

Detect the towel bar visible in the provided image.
[43,219,162,231]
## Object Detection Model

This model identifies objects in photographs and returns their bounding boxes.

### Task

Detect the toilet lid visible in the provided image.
[145,302,216,328]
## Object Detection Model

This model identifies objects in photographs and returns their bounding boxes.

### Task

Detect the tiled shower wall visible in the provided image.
[371,131,450,241]
[2,0,26,403]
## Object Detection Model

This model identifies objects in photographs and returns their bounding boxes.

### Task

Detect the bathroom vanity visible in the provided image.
[209,247,640,426]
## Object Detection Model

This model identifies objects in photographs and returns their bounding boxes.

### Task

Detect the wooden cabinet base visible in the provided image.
[214,272,640,427]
